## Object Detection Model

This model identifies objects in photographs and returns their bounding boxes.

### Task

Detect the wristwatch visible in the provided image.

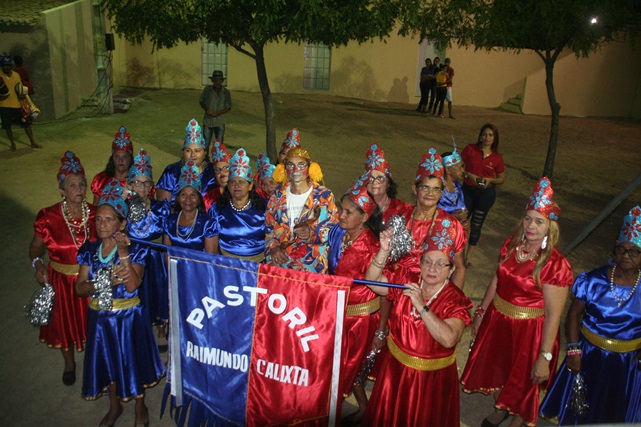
[540,351,553,361]
[418,305,430,316]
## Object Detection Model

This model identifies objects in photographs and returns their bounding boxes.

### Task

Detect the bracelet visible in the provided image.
[31,257,44,269]
[419,305,430,316]
[371,257,386,269]
[567,348,582,356]
[474,305,485,319]
[374,329,388,340]
[119,254,131,261]
[566,342,580,349]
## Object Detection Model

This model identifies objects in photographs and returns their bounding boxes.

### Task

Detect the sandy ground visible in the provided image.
[1,88,640,426]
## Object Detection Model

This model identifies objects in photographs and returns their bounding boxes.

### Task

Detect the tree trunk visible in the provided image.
[542,55,560,180]
[253,44,277,161]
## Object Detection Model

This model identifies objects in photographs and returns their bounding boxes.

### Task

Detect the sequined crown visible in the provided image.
[178,160,201,193]
[365,142,392,177]
[129,148,153,182]
[415,147,444,183]
[281,128,301,152]
[442,138,462,167]
[229,148,252,182]
[347,171,377,216]
[183,118,206,149]
[57,151,85,185]
[211,139,231,163]
[99,180,129,218]
[423,218,456,262]
[617,206,641,248]
[525,177,560,221]
[112,126,133,155]
[257,152,275,181]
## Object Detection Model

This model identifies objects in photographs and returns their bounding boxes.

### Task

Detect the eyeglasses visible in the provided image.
[420,259,452,270]
[614,246,641,258]
[131,180,153,188]
[417,185,443,195]
[215,166,230,173]
[228,180,249,187]
[369,176,387,184]
[285,162,308,171]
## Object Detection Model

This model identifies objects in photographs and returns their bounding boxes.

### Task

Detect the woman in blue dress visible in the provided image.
[540,206,641,424]
[75,180,165,427]
[439,143,469,235]
[208,148,266,261]
[126,148,171,344]
[163,161,216,253]
[155,118,216,202]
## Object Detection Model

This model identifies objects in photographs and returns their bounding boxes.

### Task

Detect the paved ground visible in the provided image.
[1,88,640,426]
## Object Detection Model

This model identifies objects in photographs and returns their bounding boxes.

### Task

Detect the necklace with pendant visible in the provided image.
[609,264,641,307]
[342,228,363,253]
[515,244,538,263]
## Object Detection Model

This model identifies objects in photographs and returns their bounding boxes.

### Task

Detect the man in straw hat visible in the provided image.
[199,70,231,149]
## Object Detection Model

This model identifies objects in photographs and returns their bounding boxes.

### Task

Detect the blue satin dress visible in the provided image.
[540,266,641,423]
[208,202,266,258]
[164,211,216,251]
[78,241,165,400]
[438,180,466,213]
[156,161,217,201]
[126,198,171,324]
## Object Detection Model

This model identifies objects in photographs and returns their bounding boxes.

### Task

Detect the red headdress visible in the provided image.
[525,177,560,221]
[112,126,133,155]
[365,142,392,177]
[346,172,377,216]
[415,147,444,183]
[57,151,85,185]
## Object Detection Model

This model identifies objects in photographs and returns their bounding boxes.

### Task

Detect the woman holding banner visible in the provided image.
[362,211,472,426]
[327,173,383,422]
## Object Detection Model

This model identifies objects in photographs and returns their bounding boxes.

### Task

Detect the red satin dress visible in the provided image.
[33,202,96,350]
[363,281,472,426]
[332,230,380,396]
[460,238,573,426]
[90,171,127,201]
[381,198,412,224]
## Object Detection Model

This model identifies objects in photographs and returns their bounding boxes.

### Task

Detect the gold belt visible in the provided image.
[90,297,141,311]
[581,324,641,353]
[220,247,265,263]
[346,298,380,317]
[388,336,456,371]
[49,261,79,275]
[493,294,544,319]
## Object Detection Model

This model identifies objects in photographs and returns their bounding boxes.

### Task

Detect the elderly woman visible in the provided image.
[461,177,573,427]
[156,119,217,203]
[439,143,469,235]
[254,152,277,201]
[364,142,411,223]
[540,206,641,424]
[277,128,301,164]
[29,151,96,385]
[202,139,231,211]
[125,148,171,346]
[362,218,472,426]
[326,173,383,421]
[461,123,506,267]
[91,126,134,205]
[208,148,266,261]
[391,147,467,289]
[75,181,165,427]
[163,161,216,253]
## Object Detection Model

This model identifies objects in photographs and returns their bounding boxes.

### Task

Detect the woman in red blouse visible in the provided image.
[461,123,506,267]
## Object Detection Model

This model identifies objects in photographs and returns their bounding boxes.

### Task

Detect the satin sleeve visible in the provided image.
[540,250,573,287]
[156,162,180,194]
[77,241,92,266]
[204,215,216,239]
[125,243,148,266]
[33,208,49,240]
[571,271,590,303]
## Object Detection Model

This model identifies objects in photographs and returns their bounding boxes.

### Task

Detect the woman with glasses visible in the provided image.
[461,177,573,427]
[203,139,232,211]
[209,148,267,261]
[461,123,506,268]
[156,119,217,203]
[364,142,411,223]
[126,149,171,349]
[362,217,472,426]
[540,206,641,424]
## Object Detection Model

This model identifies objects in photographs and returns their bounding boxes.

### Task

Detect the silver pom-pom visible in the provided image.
[92,267,113,311]
[128,194,147,223]
[25,284,55,326]
[568,372,589,417]
[354,349,378,386]
[387,215,414,262]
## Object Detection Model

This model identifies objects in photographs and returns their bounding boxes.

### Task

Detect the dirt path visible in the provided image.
[1,89,639,426]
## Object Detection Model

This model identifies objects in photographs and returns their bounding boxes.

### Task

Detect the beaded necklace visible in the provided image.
[230,199,251,212]
[61,200,89,249]
[97,242,118,264]
[341,227,364,253]
[411,279,448,318]
[176,210,198,240]
[609,264,641,307]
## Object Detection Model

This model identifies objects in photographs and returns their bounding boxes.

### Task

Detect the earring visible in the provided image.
[520,231,525,243]
[541,236,548,250]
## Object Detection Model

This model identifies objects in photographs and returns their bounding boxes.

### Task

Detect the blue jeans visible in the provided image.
[203,125,225,150]
[463,184,497,246]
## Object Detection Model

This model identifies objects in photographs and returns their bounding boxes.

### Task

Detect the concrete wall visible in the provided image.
[111,31,641,119]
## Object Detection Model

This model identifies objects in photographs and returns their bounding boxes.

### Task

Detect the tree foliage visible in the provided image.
[397,0,641,179]
[102,0,401,159]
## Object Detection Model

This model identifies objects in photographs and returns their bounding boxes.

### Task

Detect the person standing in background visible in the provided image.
[199,70,231,148]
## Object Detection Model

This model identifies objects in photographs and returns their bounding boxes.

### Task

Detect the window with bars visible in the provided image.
[304,44,331,90]
[201,40,228,86]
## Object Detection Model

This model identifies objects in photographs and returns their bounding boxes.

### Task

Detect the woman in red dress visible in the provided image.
[91,126,134,205]
[460,177,573,427]
[28,151,96,385]
[327,173,383,422]
[362,212,472,426]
